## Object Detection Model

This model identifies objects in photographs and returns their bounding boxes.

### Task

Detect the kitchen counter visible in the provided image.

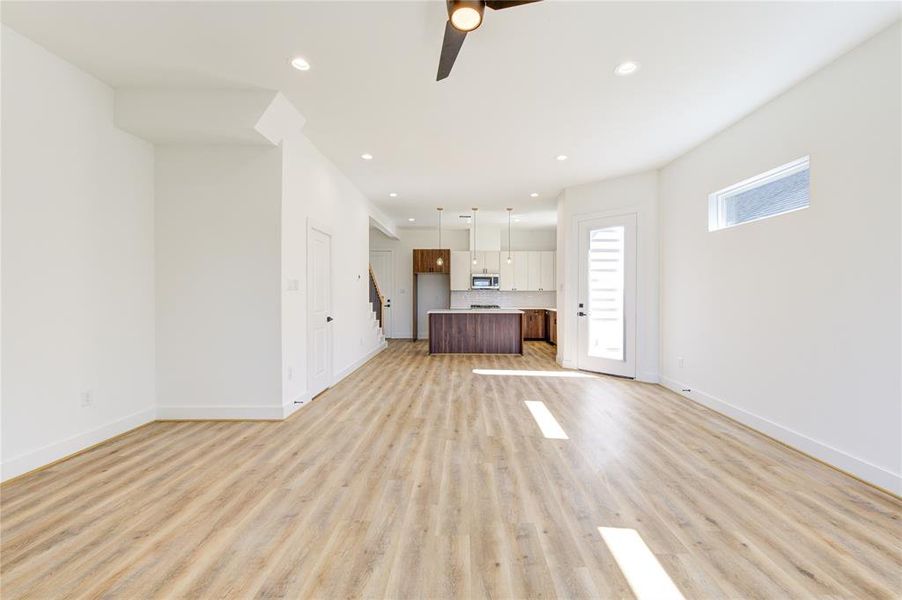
[429,308,524,315]
[445,307,556,312]
[428,310,522,354]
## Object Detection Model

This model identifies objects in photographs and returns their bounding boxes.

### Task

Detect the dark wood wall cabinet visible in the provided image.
[412,249,450,274]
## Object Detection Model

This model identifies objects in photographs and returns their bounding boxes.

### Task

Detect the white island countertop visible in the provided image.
[428,308,524,315]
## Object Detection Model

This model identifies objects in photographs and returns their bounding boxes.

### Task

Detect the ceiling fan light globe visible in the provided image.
[451,6,483,31]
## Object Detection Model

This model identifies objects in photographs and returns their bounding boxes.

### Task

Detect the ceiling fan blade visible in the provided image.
[485,0,542,9]
[437,20,467,81]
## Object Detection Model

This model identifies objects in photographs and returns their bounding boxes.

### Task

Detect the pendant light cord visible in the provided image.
[507,208,512,262]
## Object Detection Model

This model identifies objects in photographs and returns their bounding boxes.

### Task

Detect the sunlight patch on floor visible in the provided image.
[524,400,569,439]
[473,368,597,378]
[598,527,685,600]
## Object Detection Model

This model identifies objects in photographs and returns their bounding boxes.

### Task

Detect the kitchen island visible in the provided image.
[427,309,524,355]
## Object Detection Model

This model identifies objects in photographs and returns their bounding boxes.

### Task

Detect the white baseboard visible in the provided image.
[660,376,902,494]
[2,343,391,481]
[156,404,284,420]
[1,407,156,482]
[333,340,387,383]
[282,391,311,419]
[156,342,388,422]
[636,370,660,384]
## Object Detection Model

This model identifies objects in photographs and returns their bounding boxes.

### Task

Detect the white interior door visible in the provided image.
[577,214,637,378]
[308,225,333,397]
[369,250,393,337]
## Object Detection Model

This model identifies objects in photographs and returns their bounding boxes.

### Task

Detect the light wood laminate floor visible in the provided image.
[2,341,900,599]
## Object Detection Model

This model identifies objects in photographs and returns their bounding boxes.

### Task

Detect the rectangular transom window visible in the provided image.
[708,156,810,231]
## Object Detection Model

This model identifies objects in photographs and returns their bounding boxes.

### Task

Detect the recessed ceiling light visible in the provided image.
[408,217,416,222]
[556,155,568,161]
[361,153,373,160]
[614,61,640,76]
[290,56,311,71]
[530,192,539,198]
[389,192,398,197]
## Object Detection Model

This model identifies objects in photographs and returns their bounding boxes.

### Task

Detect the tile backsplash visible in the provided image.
[451,290,556,309]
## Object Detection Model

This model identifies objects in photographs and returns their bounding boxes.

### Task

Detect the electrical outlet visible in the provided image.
[80,391,93,407]
[677,357,685,368]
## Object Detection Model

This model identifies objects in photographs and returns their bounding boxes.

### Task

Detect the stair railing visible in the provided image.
[368,265,385,329]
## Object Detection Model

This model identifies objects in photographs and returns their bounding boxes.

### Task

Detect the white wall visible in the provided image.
[369,228,469,338]
[280,133,386,408]
[659,23,901,492]
[154,145,284,419]
[501,228,557,251]
[557,171,660,382]
[154,133,384,419]
[1,26,156,479]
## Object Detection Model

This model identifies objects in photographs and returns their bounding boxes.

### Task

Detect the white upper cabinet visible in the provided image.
[499,253,515,290]
[539,251,555,292]
[458,247,554,292]
[469,251,483,274]
[526,251,542,291]
[450,251,471,290]
[470,251,501,274]
[484,251,501,273]
[523,250,556,291]
[513,251,529,291]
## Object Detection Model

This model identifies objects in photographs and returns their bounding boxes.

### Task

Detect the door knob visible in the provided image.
[326,316,334,322]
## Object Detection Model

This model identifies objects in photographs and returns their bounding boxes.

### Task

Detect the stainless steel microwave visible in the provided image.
[471,274,500,290]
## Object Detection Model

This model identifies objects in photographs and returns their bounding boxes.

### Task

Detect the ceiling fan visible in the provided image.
[437,0,542,81]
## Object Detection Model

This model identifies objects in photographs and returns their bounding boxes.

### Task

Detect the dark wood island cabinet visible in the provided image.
[428,309,523,354]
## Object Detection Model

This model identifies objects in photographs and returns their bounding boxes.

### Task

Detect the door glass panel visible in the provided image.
[588,226,625,361]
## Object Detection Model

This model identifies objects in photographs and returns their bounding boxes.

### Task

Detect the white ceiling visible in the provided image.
[2,1,898,229]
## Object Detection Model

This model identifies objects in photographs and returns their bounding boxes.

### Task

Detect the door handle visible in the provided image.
[578,311,587,317]
[326,316,334,322]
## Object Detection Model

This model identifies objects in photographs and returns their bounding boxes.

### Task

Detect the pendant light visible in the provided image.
[471,208,478,265]
[435,208,445,267]
[506,208,513,264]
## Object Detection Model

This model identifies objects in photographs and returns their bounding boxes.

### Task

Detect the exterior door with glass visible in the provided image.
[577,214,637,378]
